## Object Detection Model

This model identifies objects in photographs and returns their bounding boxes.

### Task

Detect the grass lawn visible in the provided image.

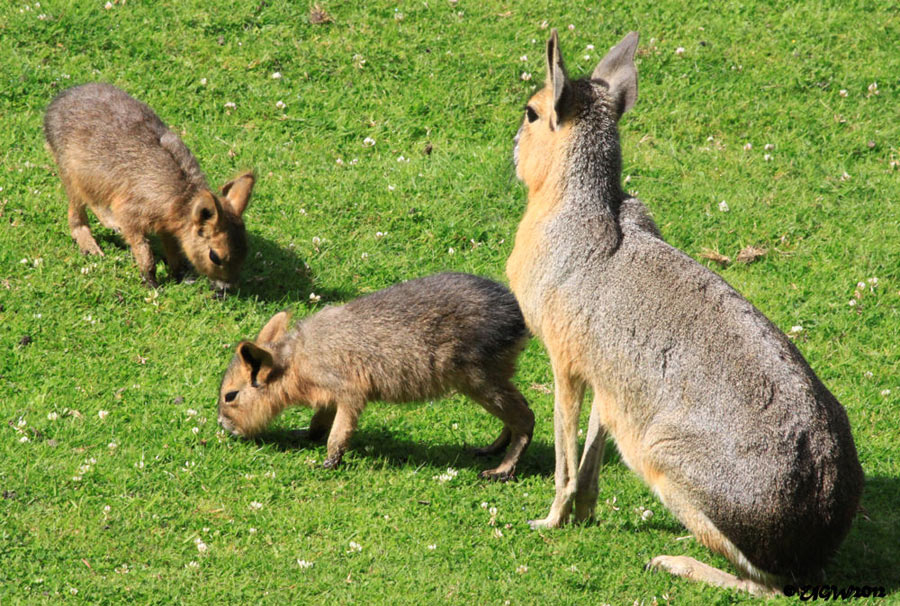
[1,0,898,603]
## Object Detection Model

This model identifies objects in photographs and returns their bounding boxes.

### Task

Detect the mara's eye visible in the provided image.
[209,250,222,265]
[224,390,238,403]
[525,106,539,123]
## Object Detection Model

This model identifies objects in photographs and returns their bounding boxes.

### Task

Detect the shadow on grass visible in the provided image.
[228,233,355,303]
[826,474,900,593]
[95,231,356,303]
[256,425,559,480]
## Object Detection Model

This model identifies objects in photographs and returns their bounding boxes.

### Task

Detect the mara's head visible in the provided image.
[218,310,292,438]
[183,171,255,290]
[513,30,639,192]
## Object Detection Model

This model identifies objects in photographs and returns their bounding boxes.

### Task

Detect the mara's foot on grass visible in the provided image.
[647,555,778,597]
[322,453,343,469]
[142,276,160,289]
[527,515,565,530]
[478,467,515,482]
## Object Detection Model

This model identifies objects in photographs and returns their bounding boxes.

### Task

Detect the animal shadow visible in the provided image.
[257,423,557,480]
[825,474,900,594]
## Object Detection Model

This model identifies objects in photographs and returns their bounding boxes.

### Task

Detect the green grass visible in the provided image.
[2,0,898,603]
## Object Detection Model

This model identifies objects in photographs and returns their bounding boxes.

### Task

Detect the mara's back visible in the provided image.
[44,83,205,205]
[293,273,527,401]
[550,205,862,576]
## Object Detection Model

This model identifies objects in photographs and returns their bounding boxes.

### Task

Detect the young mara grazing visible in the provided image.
[506,30,863,595]
[218,273,535,480]
[44,83,255,290]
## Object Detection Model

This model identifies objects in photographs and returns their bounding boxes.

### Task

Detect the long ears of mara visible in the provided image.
[217,310,291,437]
[507,29,862,597]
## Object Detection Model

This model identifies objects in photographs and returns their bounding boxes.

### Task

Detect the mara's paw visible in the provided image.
[322,454,343,470]
[527,515,564,530]
[479,467,515,482]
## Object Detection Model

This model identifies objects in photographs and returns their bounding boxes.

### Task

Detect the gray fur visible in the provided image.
[514,49,862,579]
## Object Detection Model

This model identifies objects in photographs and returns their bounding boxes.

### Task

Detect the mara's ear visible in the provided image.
[256,310,292,345]
[591,31,640,118]
[237,340,277,386]
[191,190,221,227]
[221,171,255,216]
[545,28,571,131]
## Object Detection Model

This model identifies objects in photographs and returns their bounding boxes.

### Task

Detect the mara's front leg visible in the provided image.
[574,392,608,522]
[529,367,584,529]
[322,401,363,469]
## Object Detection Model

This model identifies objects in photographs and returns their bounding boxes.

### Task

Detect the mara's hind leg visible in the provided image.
[464,380,534,481]
[574,392,608,522]
[529,367,585,528]
[306,406,336,442]
[470,426,511,457]
[63,179,103,256]
[647,480,781,597]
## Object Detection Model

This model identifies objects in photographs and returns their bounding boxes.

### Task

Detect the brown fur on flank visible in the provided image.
[217,273,535,480]
[44,83,254,289]
[507,30,862,595]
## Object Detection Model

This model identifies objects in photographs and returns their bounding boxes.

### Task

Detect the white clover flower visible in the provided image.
[448,247,455,255]
[516,565,528,574]
[309,292,321,303]
[18,418,26,427]
[868,82,878,95]
[493,529,503,538]
[432,468,458,483]
[47,412,58,421]
[521,72,532,81]
[790,325,803,334]
[249,528,257,534]
[312,236,322,246]
[224,102,236,110]
[718,200,730,212]
[335,158,344,165]
[839,89,848,97]
[764,154,772,162]
[249,501,263,511]
[489,506,498,516]
[675,47,685,56]
[857,281,866,290]
[375,231,385,238]
[567,24,575,31]
[868,277,878,285]
[848,299,857,307]
[864,371,874,378]
[586,44,595,50]
[192,427,200,435]
[186,561,199,569]
[276,100,286,110]
[363,136,376,147]
[297,559,314,568]
[481,502,489,509]
[70,588,78,595]
[347,541,363,553]
[519,55,527,62]
[361,252,369,259]
[103,505,111,514]
[764,143,775,151]
[387,185,395,191]
[194,537,208,553]
[427,544,436,550]
[641,509,654,521]
[98,410,109,420]
[882,389,892,396]
[72,475,82,482]
[271,72,282,79]
[104,1,113,9]
[108,442,117,449]
[840,171,851,181]
[743,142,752,151]
[451,423,458,430]
[200,78,207,86]
[540,20,549,29]
[19,436,29,444]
